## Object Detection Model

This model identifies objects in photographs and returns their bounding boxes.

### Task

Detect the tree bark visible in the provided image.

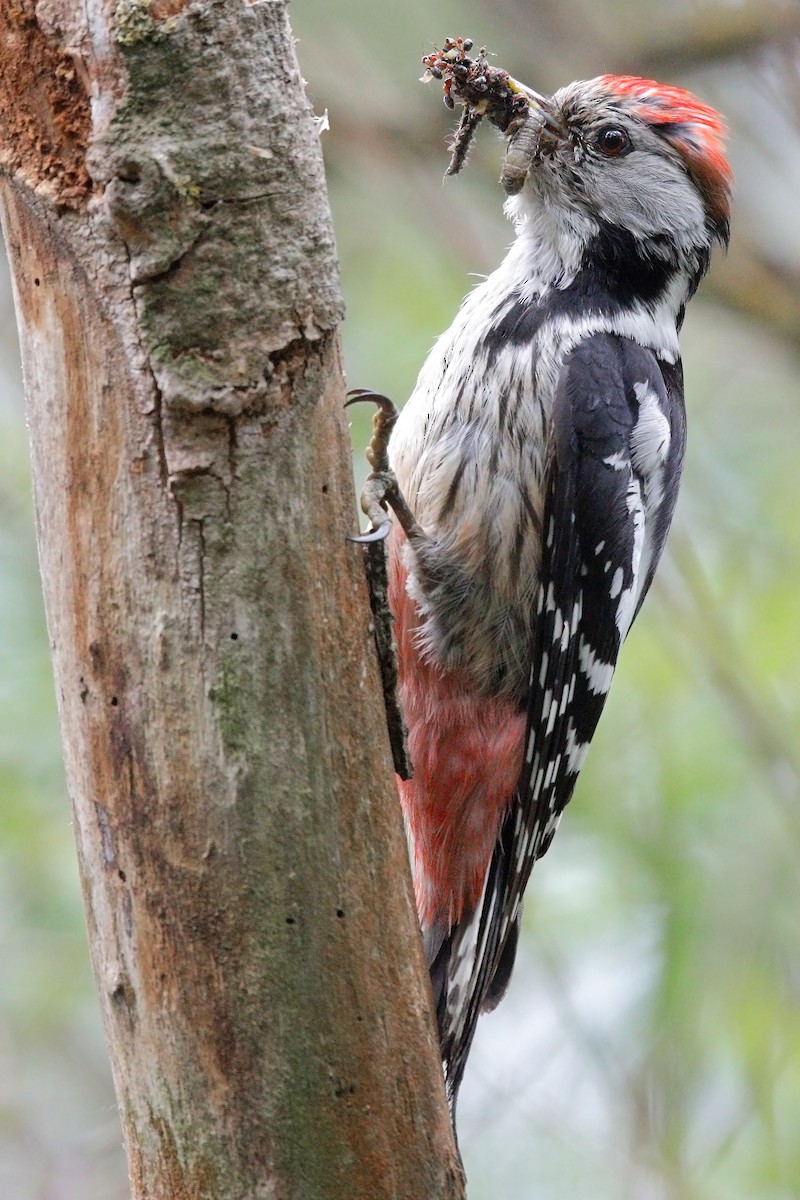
[0,3,463,1197]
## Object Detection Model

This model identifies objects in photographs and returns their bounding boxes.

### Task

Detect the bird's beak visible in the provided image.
[508,79,565,138]
[499,83,566,193]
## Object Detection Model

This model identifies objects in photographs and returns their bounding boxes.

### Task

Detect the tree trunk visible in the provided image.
[0,3,463,1197]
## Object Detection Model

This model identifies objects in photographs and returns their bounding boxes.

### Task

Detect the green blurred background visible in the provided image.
[2,2,799,1197]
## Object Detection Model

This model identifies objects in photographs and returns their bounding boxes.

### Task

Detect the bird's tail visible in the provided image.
[424,825,521,1113]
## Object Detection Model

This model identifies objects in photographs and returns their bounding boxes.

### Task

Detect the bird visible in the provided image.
[352,70,731,1113]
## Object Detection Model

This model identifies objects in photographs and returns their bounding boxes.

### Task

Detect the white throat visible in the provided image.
[503,191,598,298]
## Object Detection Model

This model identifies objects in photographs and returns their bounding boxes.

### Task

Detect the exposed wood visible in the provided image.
[0,2,464,1197]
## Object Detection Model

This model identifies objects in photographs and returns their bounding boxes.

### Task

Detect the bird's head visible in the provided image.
[507,75,731,274]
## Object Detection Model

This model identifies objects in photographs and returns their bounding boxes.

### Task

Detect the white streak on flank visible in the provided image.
[610,567,624,599]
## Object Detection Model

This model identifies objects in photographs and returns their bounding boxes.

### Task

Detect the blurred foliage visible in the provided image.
[1,3,799,1197]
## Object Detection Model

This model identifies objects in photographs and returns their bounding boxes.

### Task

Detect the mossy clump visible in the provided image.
[115,0,173,47]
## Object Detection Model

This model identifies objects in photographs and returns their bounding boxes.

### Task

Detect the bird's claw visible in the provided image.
[345,389,399,471]
[345,389,413,781]
[348,523,393,545]
[348,469,402,544]
[346,390,422,543]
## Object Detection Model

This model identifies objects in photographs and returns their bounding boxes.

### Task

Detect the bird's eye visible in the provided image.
[597,127,631,157]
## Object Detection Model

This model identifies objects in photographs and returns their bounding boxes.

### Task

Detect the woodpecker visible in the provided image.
[354,72,731,1110]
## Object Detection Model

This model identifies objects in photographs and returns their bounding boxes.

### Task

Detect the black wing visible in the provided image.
[439,332,686,1106]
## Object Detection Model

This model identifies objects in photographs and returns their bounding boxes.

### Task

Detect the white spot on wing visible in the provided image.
[615,478,645,638]
[539,651,549,686]
[631,381,671,478]
[603,451,628,472]
[545,694,558,736]
[578,637,615,696]
[565,721,589,773]
[544,811,562,839]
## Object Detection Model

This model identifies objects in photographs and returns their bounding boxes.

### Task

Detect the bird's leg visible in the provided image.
[346,390,415,780]
[345,389,423,545]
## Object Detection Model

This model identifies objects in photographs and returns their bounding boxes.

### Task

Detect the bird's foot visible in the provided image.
[345,390,413,780]
[345,390,422,544]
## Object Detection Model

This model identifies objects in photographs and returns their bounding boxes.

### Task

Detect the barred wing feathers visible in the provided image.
[440,332,686,1106]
